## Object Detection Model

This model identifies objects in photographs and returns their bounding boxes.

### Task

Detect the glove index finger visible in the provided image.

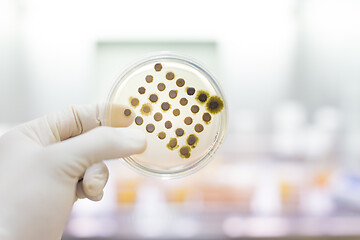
[18,104,135,146]
[47,127,147,176]
[104,104,135,128]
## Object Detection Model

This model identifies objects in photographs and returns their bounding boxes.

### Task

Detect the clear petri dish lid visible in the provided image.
[106,53,227,179]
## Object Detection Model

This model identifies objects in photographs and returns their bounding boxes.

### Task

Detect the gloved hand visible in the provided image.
[0,104,146,240]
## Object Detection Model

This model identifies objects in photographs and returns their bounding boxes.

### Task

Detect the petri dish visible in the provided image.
[106,53,227,179]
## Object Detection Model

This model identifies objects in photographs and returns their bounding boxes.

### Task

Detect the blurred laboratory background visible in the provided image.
[1,0,360,239]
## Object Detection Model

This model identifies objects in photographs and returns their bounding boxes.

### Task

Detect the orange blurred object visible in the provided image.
[167,188,189,203]
[116,180,138,204]
[313,171,332,187]
[201,186,238,203]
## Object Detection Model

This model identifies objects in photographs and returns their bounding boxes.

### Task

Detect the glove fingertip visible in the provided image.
[105,104,135,127]
[87,191,104,202]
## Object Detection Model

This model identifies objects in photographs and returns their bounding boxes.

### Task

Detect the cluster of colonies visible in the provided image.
[128,63,224,158]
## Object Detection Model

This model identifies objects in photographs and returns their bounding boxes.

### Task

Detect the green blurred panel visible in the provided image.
[92,41,218,103]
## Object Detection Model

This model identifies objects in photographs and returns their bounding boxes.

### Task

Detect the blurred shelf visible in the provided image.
[64,208,360,239]
[62,236,360,240]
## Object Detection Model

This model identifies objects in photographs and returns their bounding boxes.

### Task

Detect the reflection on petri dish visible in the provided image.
[106,53,227,179]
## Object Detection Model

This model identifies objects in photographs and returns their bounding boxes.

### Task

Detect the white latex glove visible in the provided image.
[0,104,146,240]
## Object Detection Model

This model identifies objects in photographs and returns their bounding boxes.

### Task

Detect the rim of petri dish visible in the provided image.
[106,53,228,179]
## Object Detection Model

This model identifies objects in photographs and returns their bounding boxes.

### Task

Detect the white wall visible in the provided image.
[0,0,29,123]
[294,0,360,166]
[0,0,297,123]
[2,0,360,165]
